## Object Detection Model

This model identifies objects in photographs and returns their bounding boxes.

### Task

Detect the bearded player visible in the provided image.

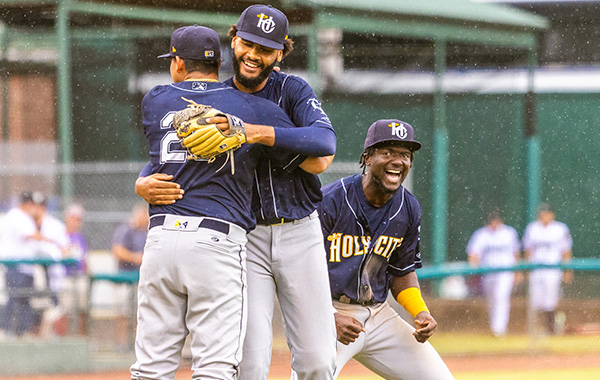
[313,119,454,379]
[137,5,337,379]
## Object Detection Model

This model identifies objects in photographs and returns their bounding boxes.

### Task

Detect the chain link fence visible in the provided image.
[0,160,361,251]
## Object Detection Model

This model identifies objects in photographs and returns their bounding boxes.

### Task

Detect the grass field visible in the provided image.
[271,332,600,380]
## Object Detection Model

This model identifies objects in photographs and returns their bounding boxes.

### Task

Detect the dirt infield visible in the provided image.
[1,352,599,379]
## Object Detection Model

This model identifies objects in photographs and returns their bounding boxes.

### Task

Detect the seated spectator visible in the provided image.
[0,192,52,339]
[111,203,148,350]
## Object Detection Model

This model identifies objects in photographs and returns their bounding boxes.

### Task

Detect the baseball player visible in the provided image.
[466,210,521,337]
[522,203,573,335]
[130,25,316,380]
[136,5,338,379]
[312,119,454,380]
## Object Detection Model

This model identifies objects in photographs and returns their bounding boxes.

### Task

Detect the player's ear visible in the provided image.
[231,36,238,49]
[276,49,283,63]
[362,151,371,166]
[174,56,185,72]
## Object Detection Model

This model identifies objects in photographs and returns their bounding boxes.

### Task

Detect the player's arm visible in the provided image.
[562,248,573,283]
[467,253,480,267]
[207,79,336,157]
[207,118,336,157]
[390,272,436,343]
[135,163,184,205]
[298,155,335,175]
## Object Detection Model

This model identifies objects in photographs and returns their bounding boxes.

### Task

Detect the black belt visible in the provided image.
[149,215,230,235]
[256,217,295,226]
[333,295,376,306]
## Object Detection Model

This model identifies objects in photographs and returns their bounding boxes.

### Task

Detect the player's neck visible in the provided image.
[183,72,219,82]
[362,176,394,207]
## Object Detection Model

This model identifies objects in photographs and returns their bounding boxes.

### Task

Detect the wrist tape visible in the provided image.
[396,287,429,318]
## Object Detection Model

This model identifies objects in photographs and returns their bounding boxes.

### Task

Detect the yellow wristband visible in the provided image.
[396,287,429,318]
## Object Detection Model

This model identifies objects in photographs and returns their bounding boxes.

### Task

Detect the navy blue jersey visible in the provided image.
[225,70,336,220]
[318,174,423,303]
[142,81,297,231]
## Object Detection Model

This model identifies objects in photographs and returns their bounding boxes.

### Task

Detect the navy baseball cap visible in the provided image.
[364,119,422,152]
[235,4,289,50]
[158,25,221,61]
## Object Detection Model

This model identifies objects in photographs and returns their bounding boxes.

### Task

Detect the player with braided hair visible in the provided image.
[310,119,454,379]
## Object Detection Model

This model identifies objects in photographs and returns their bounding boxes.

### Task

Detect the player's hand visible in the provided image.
[204,116,231,134]
[135,173,184,205]
[413,311,437,343]
[334,312,364,345]
[563,270,574,284]
[204,118,272,145]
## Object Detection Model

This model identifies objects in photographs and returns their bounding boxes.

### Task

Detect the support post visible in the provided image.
[57,0,74,202]
[431,38,448,267]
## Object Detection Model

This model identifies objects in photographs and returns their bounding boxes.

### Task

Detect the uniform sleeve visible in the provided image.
[510,228,521,253]
[261,77,336,157]
[317,194,337,238]
[387,201,422,277]
[561,224,573,252]
[522,224,533,251]
[139,162,152,177]
[466,229,482,258]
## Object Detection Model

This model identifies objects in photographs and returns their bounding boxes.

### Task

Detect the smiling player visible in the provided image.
[315,119,455,379]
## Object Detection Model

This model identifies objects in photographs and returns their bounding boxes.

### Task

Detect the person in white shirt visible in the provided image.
[467,210,521,336]
[0,192,49,337]
[522,203,572,334]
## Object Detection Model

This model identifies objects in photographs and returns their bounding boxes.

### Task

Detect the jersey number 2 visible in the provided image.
[160,112,186,164]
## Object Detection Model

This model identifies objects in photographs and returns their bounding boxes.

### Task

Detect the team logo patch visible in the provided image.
[192,82,208,91]
[307,98,323,111]
[256,13,276,34]
[174,220,189,229]
[172,46,176,53]
[204,50,214,58]
[389,122,408,139]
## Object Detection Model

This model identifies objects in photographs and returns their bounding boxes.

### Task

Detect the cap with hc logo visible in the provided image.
[236,4,289,50]
[158,25,221,61]
[364,119,422,152]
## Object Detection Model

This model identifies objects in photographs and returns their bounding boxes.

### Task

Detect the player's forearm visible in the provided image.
[246,123,336,156]
[390,271,420,297]
[244,123,276,146]
[274,126,336,156]
[299,155,334,174]
[391,272,430,318]
[467,255,480,267]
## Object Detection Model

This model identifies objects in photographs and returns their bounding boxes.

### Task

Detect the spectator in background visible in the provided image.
[33,198,70,339]
[0,192,63,339]
[111,204,148,274]
[466,210,521,337]
[57,204,89,336]
[111,203,148,350]
[523,203,573,335]
[64,204,88,275]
